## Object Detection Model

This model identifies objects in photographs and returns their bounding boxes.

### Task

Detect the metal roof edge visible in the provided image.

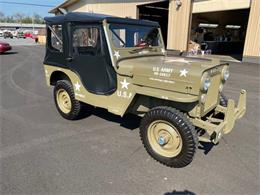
[49,0,80,14]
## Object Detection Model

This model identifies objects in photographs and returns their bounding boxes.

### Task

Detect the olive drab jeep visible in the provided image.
[43,12,247,168]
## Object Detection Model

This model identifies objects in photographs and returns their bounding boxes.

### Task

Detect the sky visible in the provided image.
[0,0,64,17]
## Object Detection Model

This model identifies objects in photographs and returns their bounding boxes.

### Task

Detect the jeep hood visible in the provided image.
[117,56,226,95]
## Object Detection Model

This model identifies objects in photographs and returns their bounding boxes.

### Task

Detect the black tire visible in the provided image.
[140,107,198,168]
[220,92,228,107]
[54,80,82,120]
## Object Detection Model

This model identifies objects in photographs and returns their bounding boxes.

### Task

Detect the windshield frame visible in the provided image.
[107,23,165,51]
[102,22,166,68]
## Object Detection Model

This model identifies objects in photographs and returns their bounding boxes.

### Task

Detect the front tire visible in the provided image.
[54,80,82,120]
[140,107,198,168]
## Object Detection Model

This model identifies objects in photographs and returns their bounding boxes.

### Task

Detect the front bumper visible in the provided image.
[192,89,247,144]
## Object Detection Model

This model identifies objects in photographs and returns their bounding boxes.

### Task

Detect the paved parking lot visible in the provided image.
[0,45,259,194]
[0,37,38,46]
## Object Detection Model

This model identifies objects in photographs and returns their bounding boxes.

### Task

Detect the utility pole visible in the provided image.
[32,15,35,34]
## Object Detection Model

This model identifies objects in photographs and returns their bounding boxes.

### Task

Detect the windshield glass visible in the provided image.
[109,24,162,48]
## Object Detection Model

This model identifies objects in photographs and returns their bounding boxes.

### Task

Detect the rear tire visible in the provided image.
[54,80,82,120]
[140,107,198,168]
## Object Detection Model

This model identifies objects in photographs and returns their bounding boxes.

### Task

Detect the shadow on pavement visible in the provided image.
[164,190,196,195]
[78,106,219,155]
[0,51,18,55]
[78,106,141,130]
[198,141,215,155]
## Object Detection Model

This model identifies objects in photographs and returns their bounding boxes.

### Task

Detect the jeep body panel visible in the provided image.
[43,12,247,145]
[44,62,200,117]
[117,56,227,96]
[44,65,135,116]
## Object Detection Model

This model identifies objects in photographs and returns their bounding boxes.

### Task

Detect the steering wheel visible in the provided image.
[135,41,147,47]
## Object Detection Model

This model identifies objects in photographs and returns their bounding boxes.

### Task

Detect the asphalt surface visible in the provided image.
[0,37,38,46]
[0,44,259,194]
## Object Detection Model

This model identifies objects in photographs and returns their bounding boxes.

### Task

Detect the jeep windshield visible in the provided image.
[108,24,163,52]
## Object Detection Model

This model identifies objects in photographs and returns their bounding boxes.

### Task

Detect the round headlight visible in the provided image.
[223,70,230,81]
[203,77,211,91]
[201,73,211,92]
[221,66,230,81]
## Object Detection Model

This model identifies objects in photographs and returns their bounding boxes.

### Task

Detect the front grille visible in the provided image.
[203,74,221,114]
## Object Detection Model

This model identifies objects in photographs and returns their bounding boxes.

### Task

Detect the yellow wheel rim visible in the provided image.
[56,89,72,114]
[147,120,183,158]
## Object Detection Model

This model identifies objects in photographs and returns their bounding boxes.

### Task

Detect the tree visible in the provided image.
[0,11,4,18]
[5,16,15,23]
[22,16,32,24]
[0,11,5,22]
[33,13,44,24]
[0,12,44,24]
[13,13,25,24]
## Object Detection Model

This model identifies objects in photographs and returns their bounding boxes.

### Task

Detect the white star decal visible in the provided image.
[74,81,81,91]
[120,79,130,89]
[114,50,120,60]
[161,48,166,54]
[180,69,188,77]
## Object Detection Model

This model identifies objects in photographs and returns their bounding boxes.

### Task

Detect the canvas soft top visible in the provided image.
[44,12,160,26]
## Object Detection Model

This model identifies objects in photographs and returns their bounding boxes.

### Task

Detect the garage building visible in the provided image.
[50,0,260,64]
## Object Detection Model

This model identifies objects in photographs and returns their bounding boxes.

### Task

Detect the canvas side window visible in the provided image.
[72,27,100,55]
[50,25,63,52]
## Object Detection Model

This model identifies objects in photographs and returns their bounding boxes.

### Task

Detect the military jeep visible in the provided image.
[43,12,246,168]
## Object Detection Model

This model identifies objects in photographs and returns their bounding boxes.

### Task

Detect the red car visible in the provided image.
[24,32,38,40]
[0,41,12,53]
[24,32,32,38]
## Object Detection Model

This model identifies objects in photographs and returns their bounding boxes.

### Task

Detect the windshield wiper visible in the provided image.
[129,45,156,54]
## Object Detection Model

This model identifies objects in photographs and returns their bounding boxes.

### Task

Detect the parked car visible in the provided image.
[0,41,12,53]
[24,32,33,38]
[3,31,13,39]
[24,32,38,40]
[17,31,26,39]
[43,12,247,168]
